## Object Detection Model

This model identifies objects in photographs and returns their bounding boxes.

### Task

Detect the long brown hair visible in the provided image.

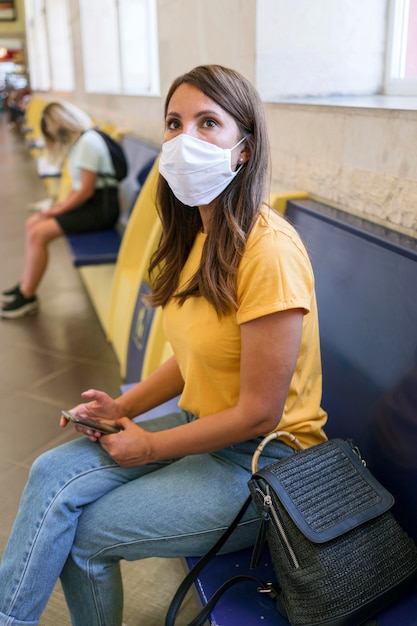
[148,65,270,315]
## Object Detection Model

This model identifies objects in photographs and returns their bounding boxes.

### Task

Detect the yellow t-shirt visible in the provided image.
[163,207,327,448]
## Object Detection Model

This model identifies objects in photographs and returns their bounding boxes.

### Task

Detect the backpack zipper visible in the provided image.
[256,485,300,569]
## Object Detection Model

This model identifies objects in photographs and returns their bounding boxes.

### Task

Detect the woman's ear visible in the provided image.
[238,142,251,165]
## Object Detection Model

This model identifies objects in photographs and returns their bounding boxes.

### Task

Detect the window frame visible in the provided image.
[384,0,417,95]
[78,0,160,97]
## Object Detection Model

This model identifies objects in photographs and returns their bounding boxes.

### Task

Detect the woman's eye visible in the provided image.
[202,118,217,128]
[166,118,180,130]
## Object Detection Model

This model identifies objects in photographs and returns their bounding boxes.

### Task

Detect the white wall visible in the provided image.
[267,102,417,233]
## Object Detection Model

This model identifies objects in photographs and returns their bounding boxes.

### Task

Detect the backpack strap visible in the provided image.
[166,434,303,626]
[93,128,128,181]
[165,496,253,626]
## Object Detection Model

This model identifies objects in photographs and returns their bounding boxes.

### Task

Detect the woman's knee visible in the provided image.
[25,440,121,515]
[29,444,71,485]
[25,217,61,246]
[25,218,44,245]
[29,439,96,484]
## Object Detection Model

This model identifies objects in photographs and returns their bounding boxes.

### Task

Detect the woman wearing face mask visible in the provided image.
[0,65,327,625]
[1,101,120,319]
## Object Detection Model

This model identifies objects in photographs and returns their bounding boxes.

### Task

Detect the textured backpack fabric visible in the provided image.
[249,439,417,626]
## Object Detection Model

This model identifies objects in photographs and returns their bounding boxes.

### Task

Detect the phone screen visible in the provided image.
[61,410,120,434]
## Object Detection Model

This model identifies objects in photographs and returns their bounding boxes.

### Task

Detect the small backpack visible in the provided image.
[166,436,417,626]
[95,128,128,182]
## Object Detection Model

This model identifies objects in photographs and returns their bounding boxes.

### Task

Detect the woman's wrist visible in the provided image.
[114,396,132,420]
[41,208,57,218]
[44,205,59,218]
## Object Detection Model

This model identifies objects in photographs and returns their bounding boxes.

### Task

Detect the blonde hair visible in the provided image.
[41,101,92,166]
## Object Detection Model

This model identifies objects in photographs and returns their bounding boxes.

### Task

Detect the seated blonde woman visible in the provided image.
[1,101,120,318]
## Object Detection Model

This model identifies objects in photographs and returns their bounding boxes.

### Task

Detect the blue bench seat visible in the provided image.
[185,548,280,625]
[65,229,122,267]
[184,550,417,625]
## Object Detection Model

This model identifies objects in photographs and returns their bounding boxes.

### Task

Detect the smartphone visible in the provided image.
[61,410,121,434]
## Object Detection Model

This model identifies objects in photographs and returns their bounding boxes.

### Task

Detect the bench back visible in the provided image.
[286,199,417,540]
[118,135,159,227]
[107,160,162,375]
[125,281,155,384]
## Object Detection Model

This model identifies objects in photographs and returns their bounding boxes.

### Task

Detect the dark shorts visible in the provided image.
[55,187,120,235]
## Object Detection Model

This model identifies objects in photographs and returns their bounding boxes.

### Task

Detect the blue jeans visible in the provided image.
[0,410,294,626]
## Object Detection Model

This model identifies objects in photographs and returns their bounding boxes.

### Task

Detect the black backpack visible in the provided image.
[95,128,128,182]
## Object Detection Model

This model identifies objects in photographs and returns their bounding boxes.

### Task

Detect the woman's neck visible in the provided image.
[198,203,215,234]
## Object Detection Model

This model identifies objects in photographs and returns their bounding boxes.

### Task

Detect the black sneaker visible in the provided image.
[1,283,21,303]
[1,292,39,318]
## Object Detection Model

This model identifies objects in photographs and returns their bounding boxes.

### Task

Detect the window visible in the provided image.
[25,0,52,91]
[24,0,74,92]
[255,0,386,102]
[79,0,160,96]
[45,0,75,91]
[24,0,159,96]
[385,0,417,94]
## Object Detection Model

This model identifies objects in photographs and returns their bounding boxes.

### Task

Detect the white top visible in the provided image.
[69,129,117,190]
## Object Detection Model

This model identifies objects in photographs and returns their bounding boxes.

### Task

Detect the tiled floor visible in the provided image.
[0,113,198,625]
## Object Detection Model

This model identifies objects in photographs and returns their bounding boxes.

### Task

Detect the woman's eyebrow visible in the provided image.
[195,109,221,119]
[166,108,222,119]
[194,109,221,120]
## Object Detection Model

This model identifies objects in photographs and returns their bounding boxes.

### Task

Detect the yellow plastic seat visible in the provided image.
[23,96,47,159]
[107,158,161,377]
[141,306,173,379]
[269,190,309,214]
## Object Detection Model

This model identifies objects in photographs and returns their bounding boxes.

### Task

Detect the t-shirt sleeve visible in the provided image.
[236,227,314,325]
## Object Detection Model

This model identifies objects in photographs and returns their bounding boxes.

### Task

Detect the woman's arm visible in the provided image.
[43,169,97,217]
[117,356,185,418]
[100,308,303,466]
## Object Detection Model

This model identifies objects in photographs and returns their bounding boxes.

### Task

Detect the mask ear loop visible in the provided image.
[233,135,249,170]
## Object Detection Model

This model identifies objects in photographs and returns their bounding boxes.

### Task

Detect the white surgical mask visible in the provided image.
[159,134,246,206]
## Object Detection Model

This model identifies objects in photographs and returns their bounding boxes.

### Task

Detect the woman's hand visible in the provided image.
[99,419,156,467]
[38,208,57,219]
[60,389,125,440]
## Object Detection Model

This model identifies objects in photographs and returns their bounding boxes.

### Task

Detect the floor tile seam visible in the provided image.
[62,353,122,369]
[0,342,79,362]
[18,433,82,469]
[0,423,80,470]
[22,357,121,385]
[0,458,31,477]
[18,386,77,406]
[0,341,119,370]
[19,363,79,391]
[29,350,121,368]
